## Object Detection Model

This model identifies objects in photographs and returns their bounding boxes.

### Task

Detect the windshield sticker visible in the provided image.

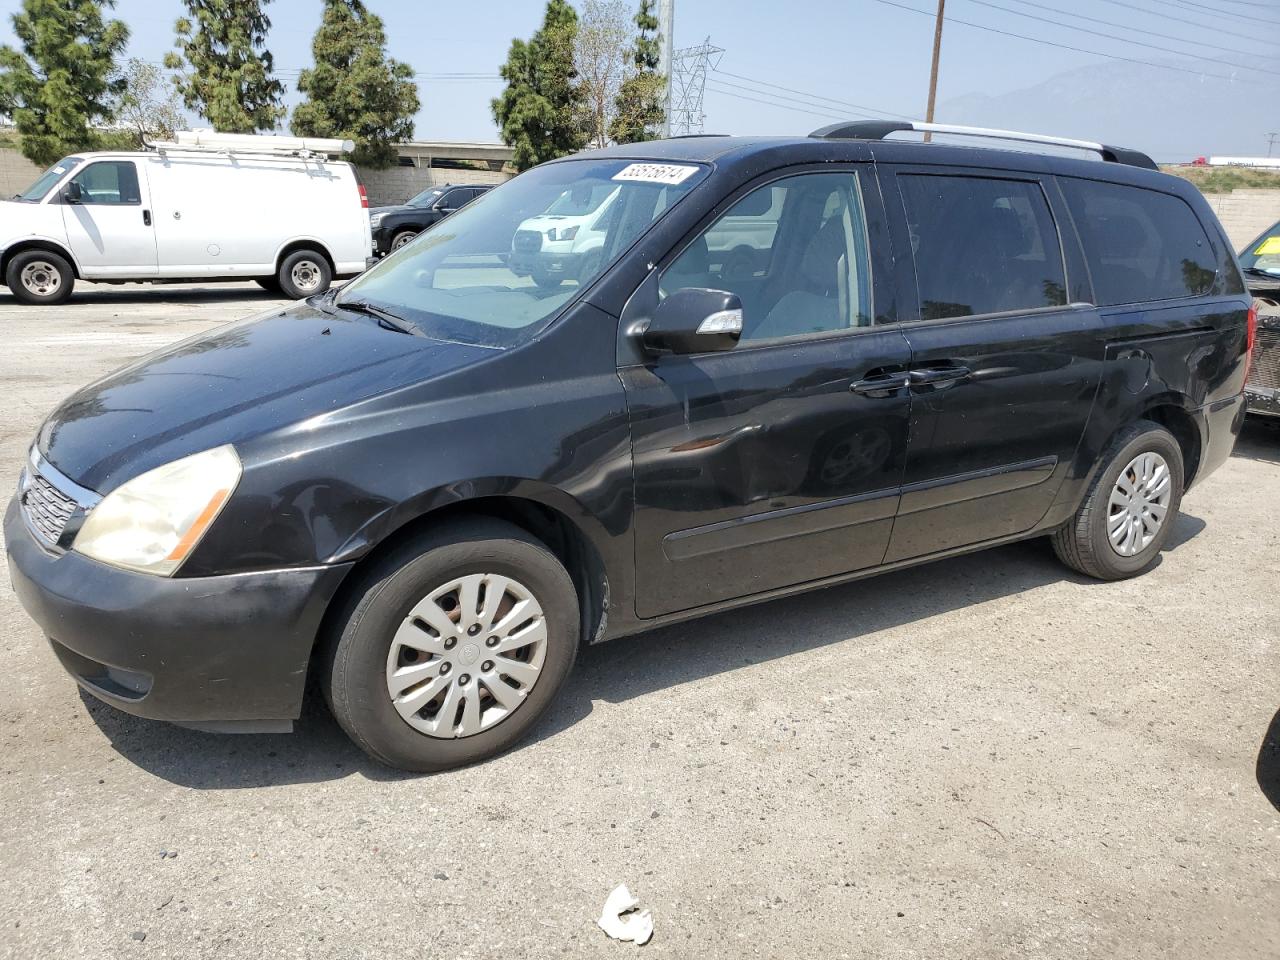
[612,163,700,185]
[1255,236,1280,256]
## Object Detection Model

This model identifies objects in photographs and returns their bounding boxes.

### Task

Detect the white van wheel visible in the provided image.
[278,250,332,300]
[6,250,74,305]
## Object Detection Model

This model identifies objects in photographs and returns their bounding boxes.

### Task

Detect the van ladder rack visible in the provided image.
[146,130,354,160]
[808,120,1157,170]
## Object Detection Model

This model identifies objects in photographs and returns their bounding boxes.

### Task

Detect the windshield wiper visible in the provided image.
[336,297,424,336]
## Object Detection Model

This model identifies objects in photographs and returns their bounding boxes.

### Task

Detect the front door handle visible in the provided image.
[142,208,151,226]
[909,365,971,387]
[850,372,910,396]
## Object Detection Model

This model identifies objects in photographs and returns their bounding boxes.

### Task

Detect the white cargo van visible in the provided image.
[1,131,373,305]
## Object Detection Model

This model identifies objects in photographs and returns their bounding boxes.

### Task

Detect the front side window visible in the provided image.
[69,161,141,205]
[14,157,81,202]
[339,158,709,348]
[660,172,872,342]
[1062,178,1218,305]
[898,175,1067,321]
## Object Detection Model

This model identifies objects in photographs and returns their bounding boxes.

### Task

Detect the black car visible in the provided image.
[6,122,1252,772]
[369,183,495,256]
[1236,218,1280,417]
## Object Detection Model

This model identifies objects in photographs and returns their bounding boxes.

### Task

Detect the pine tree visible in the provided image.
[491,0,586,172]
[609,0,665,145]
[0,0,129,166]
[164,0,284,132]
[291,0,418,168]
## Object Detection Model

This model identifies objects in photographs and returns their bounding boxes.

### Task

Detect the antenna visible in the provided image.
[669,38,724,137]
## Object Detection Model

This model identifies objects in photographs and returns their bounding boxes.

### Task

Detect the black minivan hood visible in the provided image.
[38,302,493,493]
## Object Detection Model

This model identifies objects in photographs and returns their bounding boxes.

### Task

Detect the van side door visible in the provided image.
[878,165,1104,562]
[621,167,913,619]
[59,159,158,278]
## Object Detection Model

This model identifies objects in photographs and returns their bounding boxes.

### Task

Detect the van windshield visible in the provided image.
[14,157,81,202]
[338,158,709,348]
[1239,217,1280,276]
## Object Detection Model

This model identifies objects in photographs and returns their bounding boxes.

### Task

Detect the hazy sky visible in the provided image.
[2,0,1277,159]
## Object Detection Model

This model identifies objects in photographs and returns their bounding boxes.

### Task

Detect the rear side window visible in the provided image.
[898,175,1067,321]
[1062,178,1217,306]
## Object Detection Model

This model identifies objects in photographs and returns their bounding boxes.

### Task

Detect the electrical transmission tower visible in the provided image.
[669,38,724,136]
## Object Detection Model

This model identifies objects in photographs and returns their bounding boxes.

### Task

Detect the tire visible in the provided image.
[277,249,332,300]
[254,276,282,294]
[391,230,418,251]
[6,249,74,305]
[324,517,580,772]
[531,270,563,290]
[1051,420,1184,580]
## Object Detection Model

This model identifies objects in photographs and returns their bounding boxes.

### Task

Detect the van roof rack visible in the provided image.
[147,130,354,159]
[808,120,1157,170]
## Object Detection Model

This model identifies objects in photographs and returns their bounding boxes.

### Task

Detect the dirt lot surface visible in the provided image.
[1,282,1277,959]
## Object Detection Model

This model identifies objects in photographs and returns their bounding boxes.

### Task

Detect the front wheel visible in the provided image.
[324,518,580,772]
[6,249,74,305]
[1051,421,1184,580]
[278,249,332,300]
[391,230,418,251]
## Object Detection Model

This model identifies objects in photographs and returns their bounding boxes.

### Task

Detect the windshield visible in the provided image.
[408,187,444,207]
[14,157,81,202]
[339,158,709,347]
[1239,218,1280,275]
[545,182,619,216]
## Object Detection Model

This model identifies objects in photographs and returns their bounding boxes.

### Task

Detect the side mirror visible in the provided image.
[62,181,82,203]
[641,288,743,355]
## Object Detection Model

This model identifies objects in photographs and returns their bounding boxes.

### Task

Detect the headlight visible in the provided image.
[369,213,385,227]
[74,445,242,576]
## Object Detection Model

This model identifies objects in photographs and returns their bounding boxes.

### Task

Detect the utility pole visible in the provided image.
[1268,132,1279,157]
[924,0,945,142]
[658,0,675,138]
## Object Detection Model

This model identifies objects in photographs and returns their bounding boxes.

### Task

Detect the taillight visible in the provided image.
[1244,302,1258,384]
[358,183,369,209]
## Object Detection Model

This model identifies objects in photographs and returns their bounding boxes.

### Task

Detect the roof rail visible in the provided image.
[147,130,354,159]
[808,120,1157,170]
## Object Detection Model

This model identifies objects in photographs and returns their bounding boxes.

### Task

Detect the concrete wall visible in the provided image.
[356,163,512,207]
[1205,189,1280,251]
[0,148,43,197]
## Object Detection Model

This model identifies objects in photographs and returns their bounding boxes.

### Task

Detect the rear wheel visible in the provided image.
[277,249,332,300]
[324,518,580,772]
[1051,421,1184,580]
[6,249,74,305]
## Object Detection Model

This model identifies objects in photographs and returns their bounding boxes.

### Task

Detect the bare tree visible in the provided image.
[112,59,186,143]
[574,0,631,149]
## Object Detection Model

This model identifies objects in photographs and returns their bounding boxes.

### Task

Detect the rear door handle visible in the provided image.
[142,208,152,226]
[909,365,971,387]
[850,372,910,396]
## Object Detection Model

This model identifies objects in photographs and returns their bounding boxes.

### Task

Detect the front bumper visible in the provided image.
[5,497,353,725]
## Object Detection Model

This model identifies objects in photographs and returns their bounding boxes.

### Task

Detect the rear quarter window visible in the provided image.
[1062,178,1218,306]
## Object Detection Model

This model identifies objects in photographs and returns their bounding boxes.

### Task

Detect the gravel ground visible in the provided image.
[0,282,1277,959]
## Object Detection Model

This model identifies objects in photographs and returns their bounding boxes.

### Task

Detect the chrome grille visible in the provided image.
[1249,328,1280,393]
[21,469,78,546]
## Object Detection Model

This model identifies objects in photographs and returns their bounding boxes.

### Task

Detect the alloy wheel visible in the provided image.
[20,261,61,298]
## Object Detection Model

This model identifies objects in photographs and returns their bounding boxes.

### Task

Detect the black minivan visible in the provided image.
[6,122,1253,771]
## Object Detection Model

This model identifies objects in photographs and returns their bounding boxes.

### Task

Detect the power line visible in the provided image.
[995,0,1277,58]
[707,78,892,121]
[870,0,1240,81]
[1094,0,1278,46]
[704,84,854,123]
[712,69,913,119]
[958,0,1280,76]
[1167,0,1280,27]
